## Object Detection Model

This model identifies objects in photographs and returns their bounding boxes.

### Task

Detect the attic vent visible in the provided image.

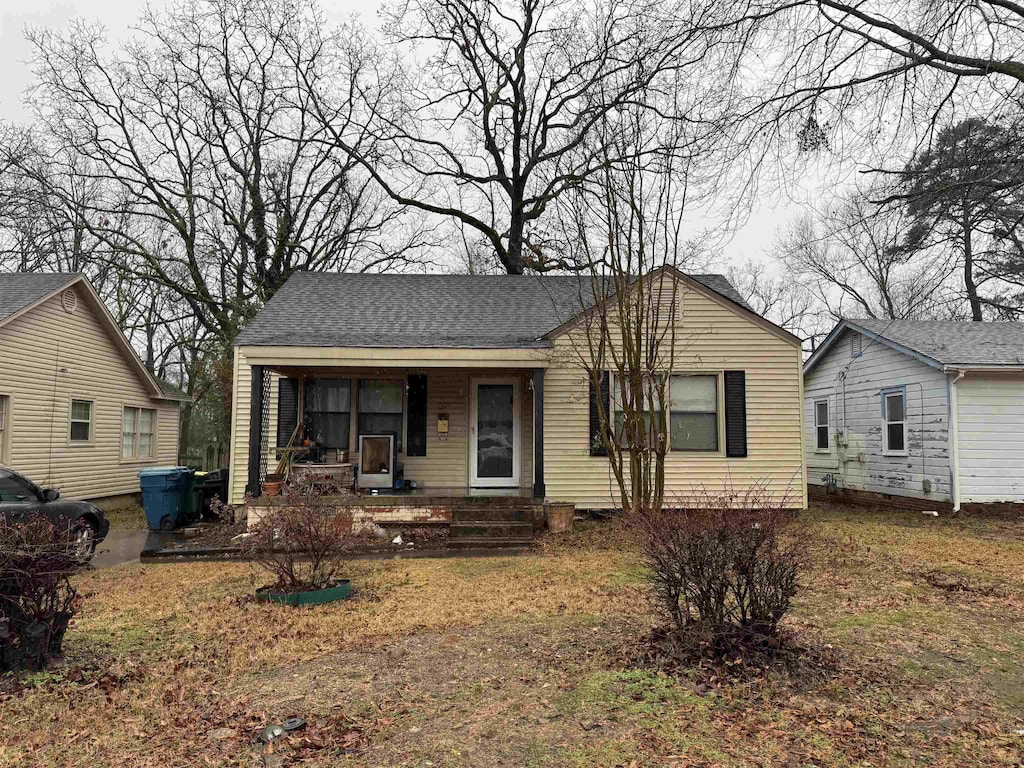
[851,331,862,358]
[61,289,78,314]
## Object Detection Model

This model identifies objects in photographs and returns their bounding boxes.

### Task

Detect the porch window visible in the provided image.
[358,379,404,450]
[669,375,718,451]
[883,389,906,454]
[306,379,351,449]
[70,399,92,442]
[122,407,157,459]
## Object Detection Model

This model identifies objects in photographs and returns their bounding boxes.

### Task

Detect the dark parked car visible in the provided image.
[0,468,109,560]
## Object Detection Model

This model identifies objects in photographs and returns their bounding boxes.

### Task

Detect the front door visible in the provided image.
[470,379,519,488]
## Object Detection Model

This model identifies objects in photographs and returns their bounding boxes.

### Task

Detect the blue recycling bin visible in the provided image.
[139,466,194,531]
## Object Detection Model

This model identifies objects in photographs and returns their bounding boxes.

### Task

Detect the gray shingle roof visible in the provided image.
[0,273,80,324]
[235,272,750,348]
[851,318,1024,367]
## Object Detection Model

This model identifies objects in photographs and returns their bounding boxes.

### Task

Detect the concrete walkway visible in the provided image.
[92,529,178,568]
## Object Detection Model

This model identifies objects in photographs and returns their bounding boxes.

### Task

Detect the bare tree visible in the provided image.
[25,0,431,346]
[304,0,739,274]
[776,189,962,322]
[725,259,816,335]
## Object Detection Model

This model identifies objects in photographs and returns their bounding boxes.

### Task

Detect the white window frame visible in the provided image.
[882,389,907,455]
[0,394,9,465]
[814,399,830,452]
[69,398,93,444]
[609,372,724,455]
[121,405,158,461]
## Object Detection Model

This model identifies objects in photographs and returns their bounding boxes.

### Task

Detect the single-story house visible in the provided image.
[0,273,188,507]
[228,268,806,536]
[804,318,1024,511]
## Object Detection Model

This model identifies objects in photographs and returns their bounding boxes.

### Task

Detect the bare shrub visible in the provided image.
[242,480,364,593]
[629,485,806,663]
[0,518,84,671]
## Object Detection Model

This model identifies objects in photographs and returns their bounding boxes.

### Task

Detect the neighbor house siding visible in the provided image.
[956,373,1024,503]
[804,330,951,502]
[0,282,180,501]
[228,363,535,504]
[544,277,806,509]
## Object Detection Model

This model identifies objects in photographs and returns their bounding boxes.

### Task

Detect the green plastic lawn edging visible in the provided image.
[255,579,352,606]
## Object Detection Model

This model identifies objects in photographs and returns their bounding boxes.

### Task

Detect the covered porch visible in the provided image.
[235,347,552,532]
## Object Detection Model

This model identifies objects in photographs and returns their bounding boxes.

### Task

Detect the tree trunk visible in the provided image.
[963,204,983,321]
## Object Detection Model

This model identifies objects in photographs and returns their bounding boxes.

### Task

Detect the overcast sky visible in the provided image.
[0,0,801,269]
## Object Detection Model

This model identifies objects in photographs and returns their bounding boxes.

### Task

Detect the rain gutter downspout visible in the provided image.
[947,368,968,512]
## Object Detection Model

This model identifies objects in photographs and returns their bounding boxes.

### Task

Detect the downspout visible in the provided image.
[948,369,967,512]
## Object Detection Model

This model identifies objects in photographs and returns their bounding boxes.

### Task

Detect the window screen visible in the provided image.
[814,400,829,451]
[306,379,352,449]
[70,399,92,441]
[358,379,404,451]
[669,375,718,451]
[884,391,906,452]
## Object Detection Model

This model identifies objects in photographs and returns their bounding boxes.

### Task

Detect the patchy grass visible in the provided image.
[103,505,147,532]
[2,502,1023,767]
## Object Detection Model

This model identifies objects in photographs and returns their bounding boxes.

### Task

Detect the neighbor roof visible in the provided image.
[234,272,753,348]
[0,272,79,324]
[805,318,1024,374]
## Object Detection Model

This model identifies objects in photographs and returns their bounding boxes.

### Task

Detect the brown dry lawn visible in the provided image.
[2,502,1023,767]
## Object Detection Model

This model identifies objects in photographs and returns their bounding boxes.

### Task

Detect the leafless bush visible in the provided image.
[242,480,364,593]
[0,518,84,671]
[629,484,806,663]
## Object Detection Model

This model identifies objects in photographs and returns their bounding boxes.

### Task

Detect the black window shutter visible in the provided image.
[589,371,610,456]
[724,370,747,458]
[406,374,428,457]
[276,377,299,448]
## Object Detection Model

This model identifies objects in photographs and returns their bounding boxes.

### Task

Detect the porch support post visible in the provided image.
[246,364,265,497]
[532,368,546,499]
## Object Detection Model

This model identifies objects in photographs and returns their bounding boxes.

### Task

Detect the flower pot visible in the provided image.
[255,579,352,606]
[263,481,281,497]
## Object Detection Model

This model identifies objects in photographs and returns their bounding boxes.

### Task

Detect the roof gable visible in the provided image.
[234,271,757,349]
[804,318,1024,375]
[0,273,189,402]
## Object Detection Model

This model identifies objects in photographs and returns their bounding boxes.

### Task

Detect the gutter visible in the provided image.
[946,368,968,512]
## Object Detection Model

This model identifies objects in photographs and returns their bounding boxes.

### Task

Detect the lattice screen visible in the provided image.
[259,367,271,483]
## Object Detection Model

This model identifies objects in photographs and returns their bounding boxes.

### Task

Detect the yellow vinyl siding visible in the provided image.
[0,283,181,500]
[229,364,534,503]
[544,278,806,508]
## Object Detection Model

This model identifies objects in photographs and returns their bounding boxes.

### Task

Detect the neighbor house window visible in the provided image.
[122,407,156,459]
[306,378,351,449]
[0,395,8,464]
[358,379,404,450]
[883,390,906,453]
[612,375,664,448]
[669,375,718,451]
[814,399,829,451]
[70,399,92,442]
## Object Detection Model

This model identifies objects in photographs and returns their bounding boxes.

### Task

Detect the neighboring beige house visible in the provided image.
[0,273,188,507]
[229,268,806,529]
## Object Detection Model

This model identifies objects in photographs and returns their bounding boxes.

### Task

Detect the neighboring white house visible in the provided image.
[804,318,1024,510]
[0,273,189,507]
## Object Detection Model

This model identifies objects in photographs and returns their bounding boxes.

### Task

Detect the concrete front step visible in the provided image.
[450,507,537,523]
[447,537,535,549]
[449,521,534,539]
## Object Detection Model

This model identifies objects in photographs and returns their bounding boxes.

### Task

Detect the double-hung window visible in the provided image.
[611,375,664,448]
[883,389,906,453]
[122,407,156,459]
[0,395,8,464]
[669,375,719,451]
[358,379,404,450]
[814,400,829,451]
[70,399,92,442]
[306,378,352,449]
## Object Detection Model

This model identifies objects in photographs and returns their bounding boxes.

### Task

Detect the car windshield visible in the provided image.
[0,470,39,502]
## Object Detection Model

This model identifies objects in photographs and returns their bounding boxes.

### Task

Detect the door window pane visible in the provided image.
[477,384,514,478]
